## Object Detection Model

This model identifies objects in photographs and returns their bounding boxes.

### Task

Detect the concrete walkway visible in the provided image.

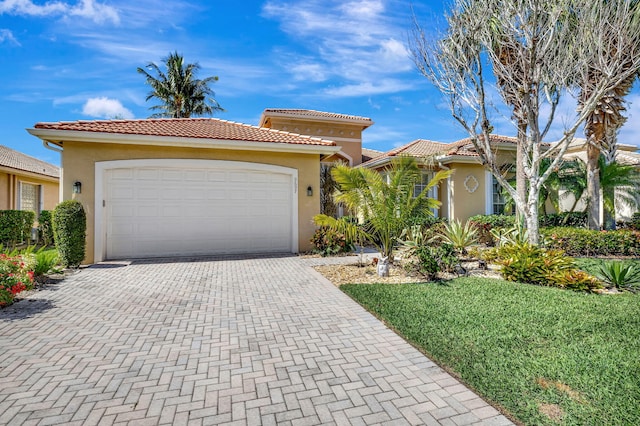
[0,255,513,425]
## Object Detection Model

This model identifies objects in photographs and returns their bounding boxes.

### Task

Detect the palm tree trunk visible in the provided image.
[516,120,527,220]
[586,141,601,230]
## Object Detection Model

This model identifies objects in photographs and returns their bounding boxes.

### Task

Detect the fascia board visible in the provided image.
[27,128,341,156]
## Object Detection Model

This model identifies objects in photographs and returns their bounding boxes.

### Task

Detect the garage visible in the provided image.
[96,159,298,260]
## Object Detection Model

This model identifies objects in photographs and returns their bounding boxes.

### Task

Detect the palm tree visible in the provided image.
[598,155,640,229]
[137,51,223,118]
[313,156,452,261]
[579,1,640,229]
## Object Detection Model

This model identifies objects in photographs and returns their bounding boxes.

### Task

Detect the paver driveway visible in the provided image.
[0,255,513,426]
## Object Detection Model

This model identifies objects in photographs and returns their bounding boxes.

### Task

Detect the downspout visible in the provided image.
[42,140,63,153]
[438,161,452,221]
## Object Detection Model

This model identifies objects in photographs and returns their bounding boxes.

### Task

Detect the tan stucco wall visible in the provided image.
[61,141,322,264]
[265,118,365,165]
[448,163,488,222]
[0,170,59,212]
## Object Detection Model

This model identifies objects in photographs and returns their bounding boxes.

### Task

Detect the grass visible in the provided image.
[342,278,640,425]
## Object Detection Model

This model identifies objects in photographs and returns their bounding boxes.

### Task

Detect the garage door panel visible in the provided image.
[105,164,293,259]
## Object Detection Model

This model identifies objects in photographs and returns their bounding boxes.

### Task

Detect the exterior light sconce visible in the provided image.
[307,186,313,196]
[73,181,82,194]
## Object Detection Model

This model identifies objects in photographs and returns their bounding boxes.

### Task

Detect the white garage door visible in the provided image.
[102,161,295,259]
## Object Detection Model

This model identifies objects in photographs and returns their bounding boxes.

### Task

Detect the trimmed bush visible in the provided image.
[53,201,86,268]
[626,212,640,231]
[539,212,588,227]
[38,210,54,247]
[0,210,35,246]
[542,227,640,257]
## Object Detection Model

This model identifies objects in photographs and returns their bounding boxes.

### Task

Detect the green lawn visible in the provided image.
[575,257,640,276]
[342,278,640,425]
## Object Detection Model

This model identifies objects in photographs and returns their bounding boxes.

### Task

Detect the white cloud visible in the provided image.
[262,0,414,97]
[82,97,133,119]
[0,28,19,45]
[323,79,413,97]
[0,0,119,24]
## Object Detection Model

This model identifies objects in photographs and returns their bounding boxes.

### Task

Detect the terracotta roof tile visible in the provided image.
[33,118,337,147]
[262,109,373,125]
[0,145,59,178]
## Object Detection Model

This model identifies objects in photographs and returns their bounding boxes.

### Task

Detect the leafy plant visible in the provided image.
[310,226,354,257]
[405,243,459,279]
[553,269,602,292]
[543,227,640,257]
[435,219,478,255]
[314,156,452,260]
[593,261,640,291]
[53,201,86,268]
[469,214,516,246]
[0,253,35,307]
[33,248,60,278]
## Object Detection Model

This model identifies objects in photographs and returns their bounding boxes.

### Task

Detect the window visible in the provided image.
[19,182,41,214]
[413,172,433,198]
[492,176,506,215]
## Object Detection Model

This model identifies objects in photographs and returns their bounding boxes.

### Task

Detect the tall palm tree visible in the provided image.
[579,1,640,229]
[137,52,223,118]
[313,156,452,260]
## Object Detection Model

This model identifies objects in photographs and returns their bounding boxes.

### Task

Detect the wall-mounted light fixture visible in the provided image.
[307,185,313,196]
[73,181,82,194]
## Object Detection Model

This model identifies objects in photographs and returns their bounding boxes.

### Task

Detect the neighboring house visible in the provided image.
[561,139,640,222]
[0,145,59,216]
[28,117,344,263]
[361,135,519,222]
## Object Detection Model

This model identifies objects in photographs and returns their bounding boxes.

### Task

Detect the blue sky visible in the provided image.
[1,0,639,166]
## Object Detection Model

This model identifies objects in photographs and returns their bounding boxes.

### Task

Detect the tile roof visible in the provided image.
[361,135,519,167]
[0,145,59,178]
[33,118,337,147]
[262,109,373,125]
[361,147,384,163]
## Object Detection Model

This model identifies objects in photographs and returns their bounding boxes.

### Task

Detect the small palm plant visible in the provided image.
[593,261,640,292]
[437,219,478,255]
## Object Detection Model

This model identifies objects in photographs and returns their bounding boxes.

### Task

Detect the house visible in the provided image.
[361,135,519,221]
[28,116,352,263]
[0,144,59,216]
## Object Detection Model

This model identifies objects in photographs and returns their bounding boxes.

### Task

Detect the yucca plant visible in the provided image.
[436,219,478,255]
[593,261,640,291]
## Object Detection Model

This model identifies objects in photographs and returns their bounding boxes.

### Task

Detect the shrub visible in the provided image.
[0,210,36,246]
[310,226,354,257]
[38,210,54,247]
[626,212,640,231]
[542,227,640,256]
[496,242,599,292]
[0,253,35,307]
[539,212,588,227]
[469,215,516,245]
[593,261,640,291]
[53,201,86,268]
[405,243,459,279]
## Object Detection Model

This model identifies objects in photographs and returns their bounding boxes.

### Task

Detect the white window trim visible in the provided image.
[94,159,299,262]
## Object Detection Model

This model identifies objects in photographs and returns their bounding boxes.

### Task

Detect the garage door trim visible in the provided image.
[94,159,299,262]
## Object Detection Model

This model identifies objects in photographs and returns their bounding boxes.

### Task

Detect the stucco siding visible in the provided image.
[449,163,488,222]
[0,171,59,212]
[61,142,321,264]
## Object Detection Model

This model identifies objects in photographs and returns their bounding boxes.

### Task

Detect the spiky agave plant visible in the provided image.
[594,261,640,291]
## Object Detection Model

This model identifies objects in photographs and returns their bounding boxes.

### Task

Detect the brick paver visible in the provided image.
[0,255,513,425]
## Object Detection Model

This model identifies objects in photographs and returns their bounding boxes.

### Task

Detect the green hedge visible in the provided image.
[53,201,86,268]
[468,214,516,245]
[543,227,640,256]
[538,212,588,227]
[0,210,35,246]
[38,210,54,247]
